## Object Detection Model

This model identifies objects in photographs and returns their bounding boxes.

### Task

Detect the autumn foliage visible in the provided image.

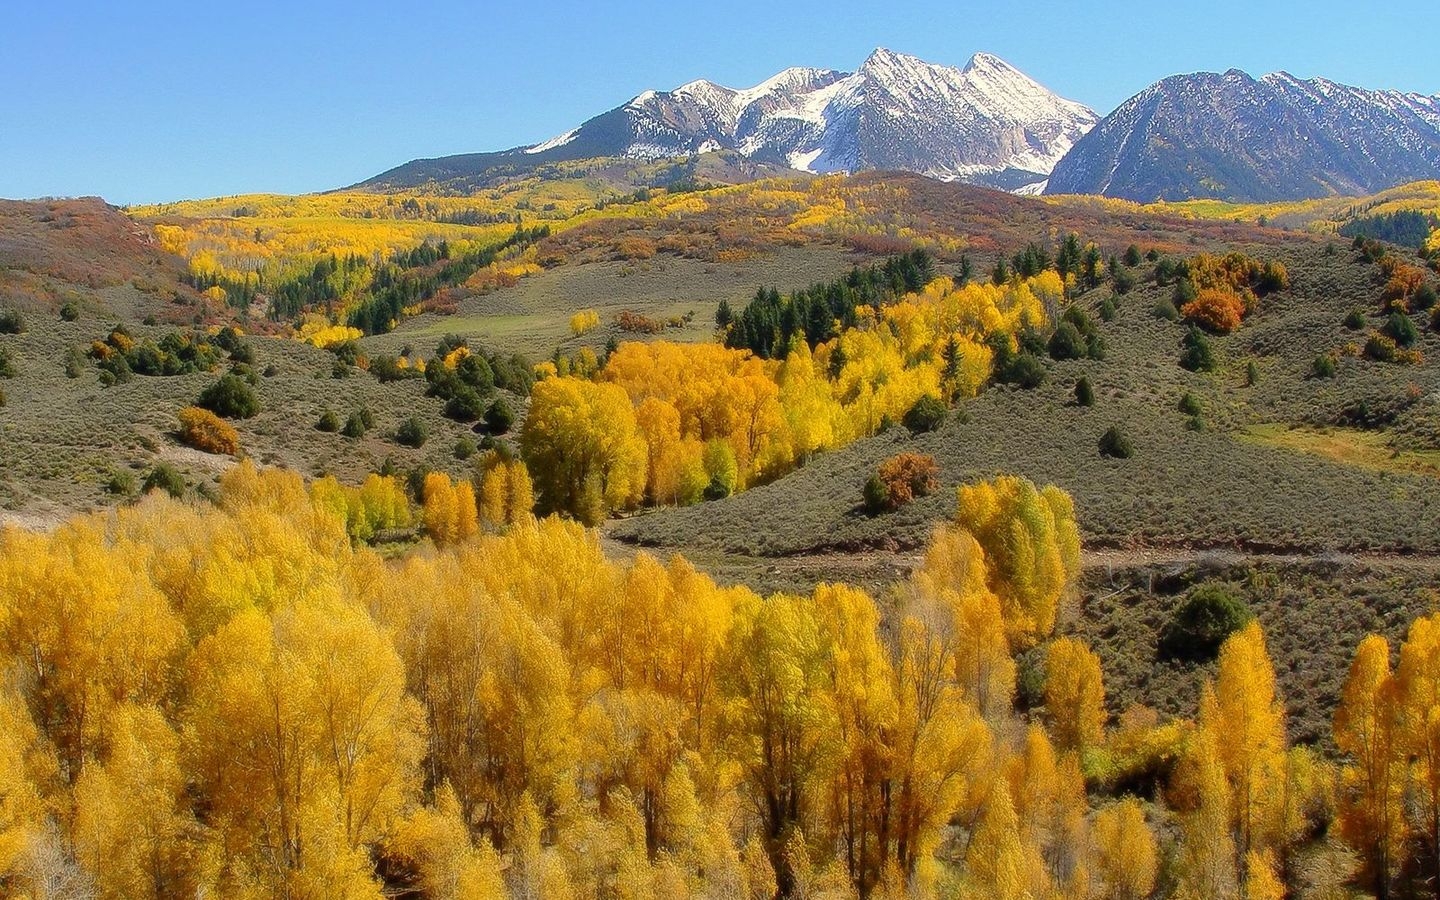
[875,452,940,510]
[176,405,239,455]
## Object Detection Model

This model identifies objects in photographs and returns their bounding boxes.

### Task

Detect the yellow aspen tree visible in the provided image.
[0,686,56,892]
[424,471,459,546]
[1093,798,1158,900]
[454,479,479,542]
[477,464,508,528]
[1206,620,1287,860]
[1243,849,1285,900]
[953,476,1081,647]
[1393,613,1440,885]
[891,615,993,891]
[965,782,1041,900]
[390,784,507,900]
[911,524,1013,719]
[1335,633,1405,898]
[71,704,205,899]
[1172,716,1238,899]
[1044,636,1106,752]
[813,582,897,895]
[506,460,534,522]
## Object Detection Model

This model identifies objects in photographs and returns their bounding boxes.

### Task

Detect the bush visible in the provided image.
[0,347,16,378]
[0,385,5,407]
[1311,353,1338,378]
[1383,311,1419,348]
[142,463,186,498]
[873,452,940,511]
[1416,283,1439,311]
[1245,359,1259,387]
[484,399,515,434]
[862,474,889,516]
[106,471,135,496]
[997,351,1045,389]
[1099,426,1133,459]
[1177,392,1202,416]
[1159,584,1253,662]
[1343,308,1367,330]
[197,374,259,419]
[902,395,947,434]
[443,388,486,422]
[1153,299,1180,322]
[1363,332,1420,365]
[1178,327,1215,372]
[395,416,428,448]
[1099,296,1118,320]
[1182,288,1245,334]
[177,406,240,455]
[1123,245,1143,267]
[317,410,342,433]
[0,309,24,334]
[1047,322,1087,361]
[454,436,477,460]
[342,411,369,439]
[59,301,80,322]
[1074,376,1094,407]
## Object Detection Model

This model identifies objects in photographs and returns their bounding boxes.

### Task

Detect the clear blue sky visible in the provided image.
[3,0,1435,204]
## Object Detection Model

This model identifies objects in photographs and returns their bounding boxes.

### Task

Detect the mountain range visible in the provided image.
[358,50,1440,204]
[358,49,1097,194]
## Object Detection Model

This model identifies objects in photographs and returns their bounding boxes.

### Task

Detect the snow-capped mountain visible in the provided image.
[1046,69,1440,202]
[359,49,1098,192]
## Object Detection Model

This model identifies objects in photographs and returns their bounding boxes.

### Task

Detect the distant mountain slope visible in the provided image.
[357,49,1097,193]
[1046,69,1440,202]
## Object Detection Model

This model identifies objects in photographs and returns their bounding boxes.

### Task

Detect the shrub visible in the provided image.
[1416,283,1439,311]
[63,346,86,379]
[999,352,1046,389]
[0,385,5,407]
[197,374,259,419]
[616,310,664,334]
[142,463,186,498]
[1123,245,1143,267]
[1181,288,1245,334]
[1311,353,1338,378]
[1178,327,1215,372]
[1099,426,1133,459]
[342,411,369,439]
[395,416,428,448]
[1363,332,1421,365]
[443,388,486,422]
[1383,311,1419,348]
[865,453,939,514]
[1153,299,1180,322]
[1159,584,1253,662]
[1100,296,1118,320]
[454,436,477,460]
[1177,392,1202,416]
[862,474,888,516]
[106,471,135,496]
[1343,308,1367,330]
[0,309,24,334]
[1245,359,1259,387]
[1074,376,1094,407]
[177,406,240,455]
[485,399,515,434]
[902,395,947,434]
[569,309,600,335]
[1048,322,1086,360]
[317,410,342,433]
[0,347,16,378]
[59,301,80,322]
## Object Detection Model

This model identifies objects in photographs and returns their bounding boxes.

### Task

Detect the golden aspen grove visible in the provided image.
[0,452,1430,899]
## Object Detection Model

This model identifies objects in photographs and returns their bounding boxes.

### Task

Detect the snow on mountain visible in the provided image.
[1046,68,1440,202]
[363,49,1098,193]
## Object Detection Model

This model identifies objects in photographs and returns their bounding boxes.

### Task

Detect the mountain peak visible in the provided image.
[1047,67,1440,201]
[964,51,1014,74]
